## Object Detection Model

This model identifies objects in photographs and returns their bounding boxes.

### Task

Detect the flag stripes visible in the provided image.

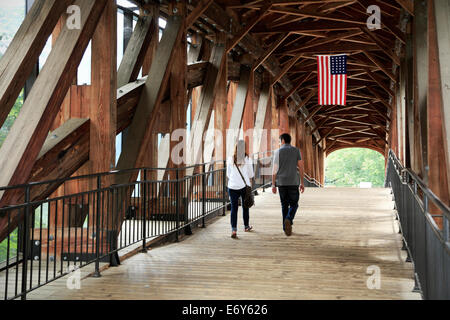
[317,55,347,106]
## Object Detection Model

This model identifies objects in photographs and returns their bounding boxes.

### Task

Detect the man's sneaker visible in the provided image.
[284,219,292,236]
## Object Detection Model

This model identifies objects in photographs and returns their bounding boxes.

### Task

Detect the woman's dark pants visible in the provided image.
[228,187,250,231]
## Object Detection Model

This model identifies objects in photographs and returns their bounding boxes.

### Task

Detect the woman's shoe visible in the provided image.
[231,231,237,238]
[244,226,253,232]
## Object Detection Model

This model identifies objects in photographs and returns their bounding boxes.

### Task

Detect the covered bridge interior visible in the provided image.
[0,0,448,300]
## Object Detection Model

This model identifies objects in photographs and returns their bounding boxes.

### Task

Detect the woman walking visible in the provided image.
[226,140,254,238]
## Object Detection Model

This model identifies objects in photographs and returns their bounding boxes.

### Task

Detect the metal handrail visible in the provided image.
[385,149,450,299]
[304,173,323,188]
[388,150,450,221]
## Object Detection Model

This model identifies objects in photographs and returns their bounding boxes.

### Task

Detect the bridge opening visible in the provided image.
[325,148,385,188]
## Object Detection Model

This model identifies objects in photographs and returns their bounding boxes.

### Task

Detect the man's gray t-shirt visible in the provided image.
[273,144,302,186]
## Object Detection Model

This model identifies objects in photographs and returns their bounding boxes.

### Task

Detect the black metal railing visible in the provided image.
[0,151,276,300]
[385,149,450,300]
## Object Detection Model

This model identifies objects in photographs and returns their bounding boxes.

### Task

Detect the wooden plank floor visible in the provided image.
[28,187,421,300]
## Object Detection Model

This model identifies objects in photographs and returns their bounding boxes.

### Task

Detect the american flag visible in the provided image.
[317,54,347,106]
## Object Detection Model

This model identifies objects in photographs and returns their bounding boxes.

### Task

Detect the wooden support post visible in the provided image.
[279,98,290,135]
[115,14,184,181]
[242,69,256,156]
[397,63,406,165]
[433,0,450,198]
[297,120,306,161]
[214,51,228,164]
[187,40,226,175]
[289,117,297,147]
[270,87,280,151]
[318,146,325,186]
[226,67,252,162]
[168,12,188,175]
[142,4,160,181]
[389,90,399,158]
[261,85,273,154]
[305,126,314,177]
[414,0,428,179]
[427,0,449,227]
[90,0,117,182]
[253,84,271,154]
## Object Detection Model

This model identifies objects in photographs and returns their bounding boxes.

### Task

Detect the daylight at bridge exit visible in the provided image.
[0,0,449,305]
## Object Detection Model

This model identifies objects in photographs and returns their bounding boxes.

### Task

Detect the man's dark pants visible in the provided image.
[278,186,300,230]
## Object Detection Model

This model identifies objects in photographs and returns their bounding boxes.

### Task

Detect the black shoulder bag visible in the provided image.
[234,159,255,209]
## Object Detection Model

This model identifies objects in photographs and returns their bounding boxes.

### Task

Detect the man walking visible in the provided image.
[272,133,305,236]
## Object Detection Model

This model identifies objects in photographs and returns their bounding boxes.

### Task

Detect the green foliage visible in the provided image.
[0,89,24,149]
[0,229,18,263]
[0,205,49,263]
[325,148,385,187]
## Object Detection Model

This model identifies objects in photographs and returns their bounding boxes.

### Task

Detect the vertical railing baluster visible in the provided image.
[142,169,148,253]
[202,164,206,228]
[93,176,101,278]
[223,160,226,216]
[21,185,31,300]
[175,170,180,242]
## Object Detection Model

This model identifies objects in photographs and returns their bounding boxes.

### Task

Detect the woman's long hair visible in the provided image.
[233,140,248,165]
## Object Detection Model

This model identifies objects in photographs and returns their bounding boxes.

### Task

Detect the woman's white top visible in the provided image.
[226,156,254,190]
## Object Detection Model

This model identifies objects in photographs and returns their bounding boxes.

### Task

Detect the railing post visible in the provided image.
[262,158,265,192]
[202,163,206,228]
[444,216,449,244]
[141,169,148,253]
[21,185,31,300]
[93,176,101,278]
[175,170,180,242]
[222,160,226,216]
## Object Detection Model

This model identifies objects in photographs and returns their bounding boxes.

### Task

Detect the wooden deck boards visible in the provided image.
[28,187,421,300]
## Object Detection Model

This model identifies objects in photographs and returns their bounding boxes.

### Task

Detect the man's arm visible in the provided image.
[272,156,279,194]
[298,159,305,193]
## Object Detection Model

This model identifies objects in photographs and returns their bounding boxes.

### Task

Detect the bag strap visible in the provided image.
[234,158,249,187]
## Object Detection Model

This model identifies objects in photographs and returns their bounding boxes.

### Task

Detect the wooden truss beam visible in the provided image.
[271,55,302,86]
[226,4,272,54]
[117,13,155,87]
[115,14,185,182]
[0,0,72,127]
[297,89,318,115]
[253,85,271,154]
[186,0,214,29]
[225,67,252,161]
[190,0,322,141]
[0,0,108,241]
[187,41,227,172]
[395,0,414,16]
[252,33,290,72]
